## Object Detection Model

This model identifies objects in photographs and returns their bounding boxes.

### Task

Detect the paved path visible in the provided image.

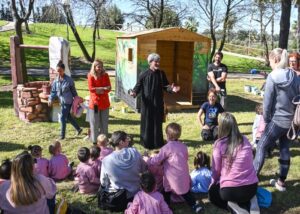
[0,21,14,32]
[0,67,265,79]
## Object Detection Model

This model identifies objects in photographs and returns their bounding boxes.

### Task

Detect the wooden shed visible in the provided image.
[115,27,211,111]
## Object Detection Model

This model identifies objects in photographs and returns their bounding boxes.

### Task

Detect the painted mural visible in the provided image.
[192,42,209,93]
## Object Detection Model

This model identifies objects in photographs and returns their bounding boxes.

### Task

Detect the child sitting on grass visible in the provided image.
[0,159,12,185]
[48,141,72,181]
[97,134,113,160]
[28,145,49,177]
[125,171,172,214]
[145,123,202,213]
[89,145,101,178]
[190,151,212,193]
[75,147,100,194]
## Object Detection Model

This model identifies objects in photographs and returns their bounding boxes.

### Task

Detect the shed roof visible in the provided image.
[117,27,210,42]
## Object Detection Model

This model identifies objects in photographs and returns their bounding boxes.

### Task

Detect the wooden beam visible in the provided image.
[19,44,48,50]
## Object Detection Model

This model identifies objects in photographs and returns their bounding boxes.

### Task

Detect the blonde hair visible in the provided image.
[269,48,288,69]
[10,152,44,206]
[166,123,181,141]
[90,59,104,77]
[217,112,243,169]
[49,140,61,155]
[97,134,108,146]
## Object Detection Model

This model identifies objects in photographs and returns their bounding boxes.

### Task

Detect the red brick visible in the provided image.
[19,106,33,113]
[21,91,32,98]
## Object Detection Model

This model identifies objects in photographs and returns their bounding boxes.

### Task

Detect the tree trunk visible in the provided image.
[24,20,30,34]
[298,5,300,51]
[97,25,100,39]
[15,20,28,82]
[262,33,269,66]
[271,5,275,49]
[279,0,291,49]
[63,5,92,62]
[218,0,232,52]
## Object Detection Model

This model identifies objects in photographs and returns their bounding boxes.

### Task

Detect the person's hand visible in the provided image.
[129,90,137,98]
[96,88,104,94]
[215,86,221,92]
[171,83,180,93]
[48,100,52,107]
[203,124,210,129]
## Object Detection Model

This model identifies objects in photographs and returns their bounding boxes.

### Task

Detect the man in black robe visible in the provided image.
[130,53,180,149]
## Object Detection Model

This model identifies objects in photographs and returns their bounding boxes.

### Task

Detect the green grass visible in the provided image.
[0,23,122,69]
[222,53,271,73]
[0,76,299,213]
[0,20,8,27]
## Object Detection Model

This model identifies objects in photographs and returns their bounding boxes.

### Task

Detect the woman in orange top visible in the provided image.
[289,52,300,76]
[88,60,111,144]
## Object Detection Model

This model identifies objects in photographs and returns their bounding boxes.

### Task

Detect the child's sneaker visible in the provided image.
[250,195,260,214]
[192,201,203,213]
[270,179,286,192]
[227,201,249,214]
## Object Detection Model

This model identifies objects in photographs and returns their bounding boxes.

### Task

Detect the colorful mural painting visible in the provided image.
[193,42,209,92]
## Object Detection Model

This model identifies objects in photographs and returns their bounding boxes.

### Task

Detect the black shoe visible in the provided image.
[59,136,65,140]
[76,128,83,136]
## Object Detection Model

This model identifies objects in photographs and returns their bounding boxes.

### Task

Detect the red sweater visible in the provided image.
[87,73,111,110]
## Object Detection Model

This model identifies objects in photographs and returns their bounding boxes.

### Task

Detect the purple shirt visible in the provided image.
[89,158,101,179]
[147,141,191,195]
[147,161,163,191]
[99,146,113,161]
[34,157,49,177]
[0,174,56,214]
[49,153,71,181]
[75,162,100,194]
[211,136,258,188]
[125,191,172,214]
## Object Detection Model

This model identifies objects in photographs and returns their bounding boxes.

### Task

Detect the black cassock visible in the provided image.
[133,69,172,149]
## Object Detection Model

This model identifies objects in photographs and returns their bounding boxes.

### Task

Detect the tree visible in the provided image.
[99,4,124,30]
[184,16,199,32]
[279,0,291,49]
[194,0,245,62]
[128,0,187,29]
[39,4,66,24]
[11,0,35,82]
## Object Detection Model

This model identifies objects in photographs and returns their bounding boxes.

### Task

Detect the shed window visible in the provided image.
[128,48,133,62]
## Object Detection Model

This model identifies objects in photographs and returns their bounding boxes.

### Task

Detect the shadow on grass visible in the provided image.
[0,91,13,108]
[227,95,260,112]
[183,139,214,148]
[0,142,26,152]
[109,117,140,126]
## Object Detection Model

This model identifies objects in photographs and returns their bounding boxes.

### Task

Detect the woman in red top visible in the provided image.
[88,60,111,144]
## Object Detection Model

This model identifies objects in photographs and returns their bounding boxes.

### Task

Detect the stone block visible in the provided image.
[27,113,36,120]
[19,106,33,113]
[21,91,32,98]
[27,100,39,106]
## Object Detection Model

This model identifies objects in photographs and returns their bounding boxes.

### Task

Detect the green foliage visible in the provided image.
[0,23,123,69]
[99,4,124,30]
[0,20,8,26]
[0,76,300,213]
[145,7,181,28]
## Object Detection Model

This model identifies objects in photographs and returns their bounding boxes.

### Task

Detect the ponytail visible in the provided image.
[269,48,288,69]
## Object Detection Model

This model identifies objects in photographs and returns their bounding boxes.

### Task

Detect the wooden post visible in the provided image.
[10,36,24,116]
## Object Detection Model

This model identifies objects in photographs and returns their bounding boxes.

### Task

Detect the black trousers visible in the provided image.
[163,190,196,208]
[208,183,257,210]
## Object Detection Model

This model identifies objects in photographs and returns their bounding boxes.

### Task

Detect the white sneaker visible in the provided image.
[227,201,249,214]
[250,195,260,214]
[270,179,286,192]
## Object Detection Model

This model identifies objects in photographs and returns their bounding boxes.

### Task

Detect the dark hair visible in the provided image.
[28,145,42,158]
[0,159,12,180]
[207,88,218,98]
[194,151,210,170]
[255,103,263,115]
[56,60,65,70]
[77,147,90,163]
[90,146,100,161]
[214,51,223,59]
[110,131,127,148]
[140,171,156,193]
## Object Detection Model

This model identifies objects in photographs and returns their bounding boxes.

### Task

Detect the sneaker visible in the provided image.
[76,128,83,136]
[192,202,203,213]
[270,179,286,192]
[228,201,249,214]
[250,195,260,214]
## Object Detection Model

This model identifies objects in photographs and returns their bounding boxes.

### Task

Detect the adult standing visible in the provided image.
[253,48,300,191]
[208,112,259,213]
[100,131,147,211]
[87,60,111,144]
[48,60,82,140]
[0,151,56,214]
[129,53,180,149]
[289,52,300,76]
[207,51,228,109]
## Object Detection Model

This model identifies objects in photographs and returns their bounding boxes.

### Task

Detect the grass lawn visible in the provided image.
[0,20,8,27]
[0,75,299,213]
[0,23,122,69]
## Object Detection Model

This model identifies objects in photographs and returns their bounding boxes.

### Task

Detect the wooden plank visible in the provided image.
[19,44,48,50]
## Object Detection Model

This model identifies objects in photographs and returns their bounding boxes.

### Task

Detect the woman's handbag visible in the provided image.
[287,95,300,140]
[87,186,128,212]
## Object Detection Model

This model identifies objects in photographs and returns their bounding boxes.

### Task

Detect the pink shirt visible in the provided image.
[147,141,191,195]
[147,161,163,191]
[99,146,113,161]
[75,162,100,194]
[0,174,56,214]
[211,136,259,188]
[89,158,101,178]
[256,115,266,140]
[34,157,49,177]
[125,191,172,214]
[49,154,71,181]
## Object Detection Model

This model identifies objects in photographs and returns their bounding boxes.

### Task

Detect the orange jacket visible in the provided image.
[87,73,111,110]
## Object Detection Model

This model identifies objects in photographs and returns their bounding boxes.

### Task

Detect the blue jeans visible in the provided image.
[253,120,291,181]
[60,104,80,138]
